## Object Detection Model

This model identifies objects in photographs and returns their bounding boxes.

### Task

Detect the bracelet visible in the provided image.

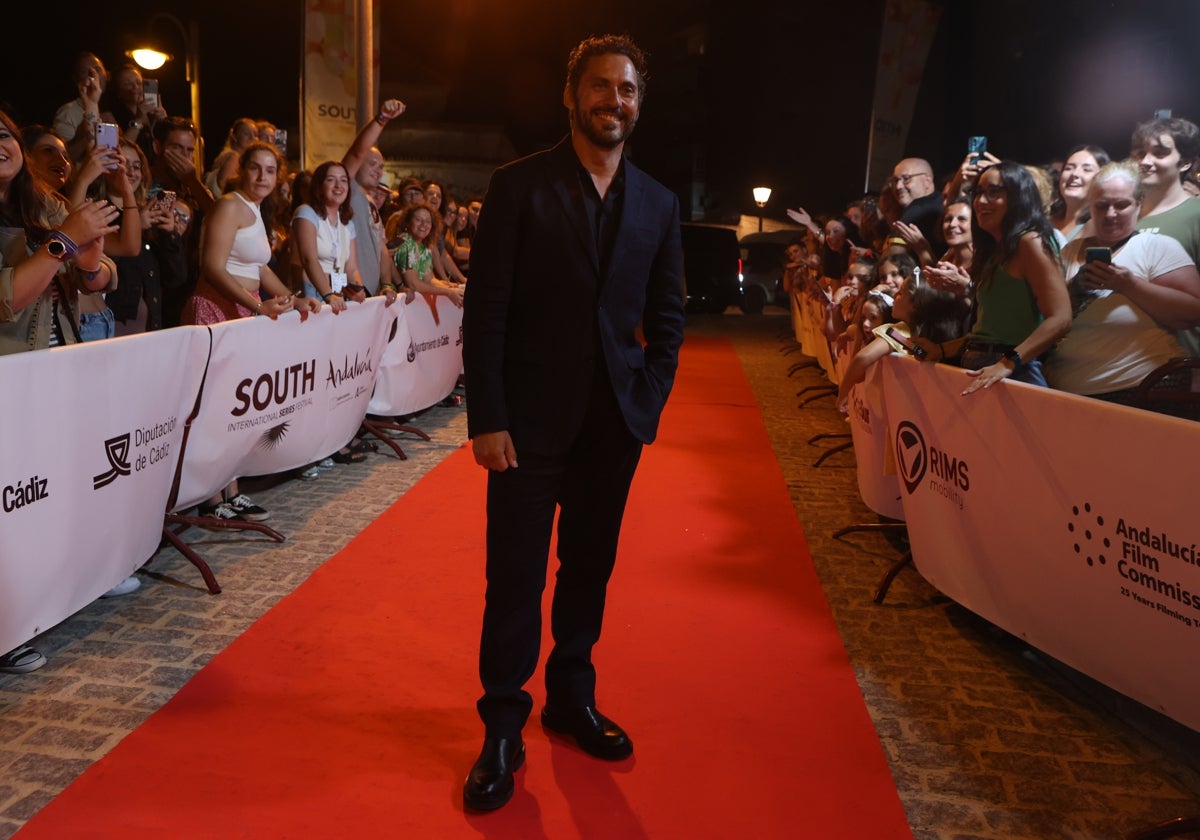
[380,284,398,293]
[53,230,81,253]
[322,292,341,302]
[375,113,390,125]
[254,299,263,313]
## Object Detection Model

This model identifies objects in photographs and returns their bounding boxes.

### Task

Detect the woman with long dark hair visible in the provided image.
[915,161,1071,393]
[292,160,364,314]
[1050,144,1111,243]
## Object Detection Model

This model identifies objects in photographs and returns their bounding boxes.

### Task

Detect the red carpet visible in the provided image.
[18,336,911,839]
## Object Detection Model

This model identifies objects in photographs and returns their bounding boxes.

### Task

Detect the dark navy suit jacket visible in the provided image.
[463,138,685,456]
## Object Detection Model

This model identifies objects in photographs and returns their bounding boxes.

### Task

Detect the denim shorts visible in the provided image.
[79,308,116,342]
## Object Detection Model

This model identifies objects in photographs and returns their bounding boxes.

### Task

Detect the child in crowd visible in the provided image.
[837,273,971,412]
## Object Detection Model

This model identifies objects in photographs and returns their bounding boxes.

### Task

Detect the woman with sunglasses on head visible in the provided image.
[914,161,1071,394]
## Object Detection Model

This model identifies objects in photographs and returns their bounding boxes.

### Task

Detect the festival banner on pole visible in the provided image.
[880,356,1200,731]
[302,0,380,172]
[369,294,464,417]
[865,0,943,190]
[0,328,210,655]
[174,299,396,512]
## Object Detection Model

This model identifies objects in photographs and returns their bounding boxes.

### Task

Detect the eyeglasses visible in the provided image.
[173,209,191,224]
[893,173,928,186]
[971,183,1007,201]
[1093,199,1137,213]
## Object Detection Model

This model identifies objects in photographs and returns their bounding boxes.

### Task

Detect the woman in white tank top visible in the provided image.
[182,143,319,523]
[182,143,318,325]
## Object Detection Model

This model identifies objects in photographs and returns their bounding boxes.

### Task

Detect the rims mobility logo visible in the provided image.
[895,421,927,494]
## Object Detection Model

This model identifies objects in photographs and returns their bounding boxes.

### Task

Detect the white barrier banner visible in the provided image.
[0,328,210,655]
[847,361,904,521]
[175,300,396,512]
[369,294,463,417]
[880,356,1200,731]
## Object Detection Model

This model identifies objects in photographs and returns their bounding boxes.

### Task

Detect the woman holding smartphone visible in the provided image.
[1045,161,1200,408]
[914,161,1071,394]
[183,142,318,522]
[291,160,365,314]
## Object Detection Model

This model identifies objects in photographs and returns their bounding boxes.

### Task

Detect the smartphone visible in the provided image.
[143,79,159,111]
[96,122,120,170]
[274,128,288,153]
[158,190,176,213]
[967,135,987,165]
[1085,247,1111,264]
[96,122,119,150]
[885,326,926,359]
[1154,108,1172,120]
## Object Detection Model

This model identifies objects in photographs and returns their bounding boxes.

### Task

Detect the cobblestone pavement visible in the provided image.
[2,312,1198,839]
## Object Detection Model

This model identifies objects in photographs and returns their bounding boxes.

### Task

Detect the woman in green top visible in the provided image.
[389,202,463,308]
[916,162,1071,395]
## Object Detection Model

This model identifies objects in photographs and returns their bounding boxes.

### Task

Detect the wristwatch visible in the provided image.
[45,232,77,260]
[1002,347,1023,365]
[129,120,143,131]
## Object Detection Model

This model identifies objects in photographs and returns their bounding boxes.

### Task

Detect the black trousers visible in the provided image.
[476,371,643,738]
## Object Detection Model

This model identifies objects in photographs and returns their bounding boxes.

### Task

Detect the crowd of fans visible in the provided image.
[0,53,477,675]
[781,114,1200,412]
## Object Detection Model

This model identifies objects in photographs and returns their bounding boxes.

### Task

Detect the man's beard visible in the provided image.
[572,106,637,149]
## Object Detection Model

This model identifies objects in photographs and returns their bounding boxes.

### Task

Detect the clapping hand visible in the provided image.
[923,261,972,295]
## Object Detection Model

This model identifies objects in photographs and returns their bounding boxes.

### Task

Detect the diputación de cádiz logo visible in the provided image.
[1068,500,1200,628]
[93,434,132,489]
[93,416,177,490]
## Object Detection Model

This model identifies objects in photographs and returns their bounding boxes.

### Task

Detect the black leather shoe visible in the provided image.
[463,737,525,812]
[541,705,633,760]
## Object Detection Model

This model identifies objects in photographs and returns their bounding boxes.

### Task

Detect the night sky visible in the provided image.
[3,0,1200,221]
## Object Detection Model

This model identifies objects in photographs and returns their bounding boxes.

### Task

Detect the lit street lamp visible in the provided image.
[130,12,201,169]
[753,186,772,232]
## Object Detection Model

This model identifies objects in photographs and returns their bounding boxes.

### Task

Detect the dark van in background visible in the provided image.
[680,223,740,314]
[737,230,798,314]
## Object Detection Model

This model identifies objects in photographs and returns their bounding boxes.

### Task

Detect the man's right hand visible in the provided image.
[379,98,406,120]
[472,431,518,471]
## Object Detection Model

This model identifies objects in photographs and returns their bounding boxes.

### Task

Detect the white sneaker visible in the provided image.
[0,645,46,674]
[298,465,321,481]
[317,457,335,470]
[101,576,140,598]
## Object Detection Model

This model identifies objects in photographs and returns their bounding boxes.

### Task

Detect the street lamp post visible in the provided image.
[752,186,772,232]
[130,12,201,169]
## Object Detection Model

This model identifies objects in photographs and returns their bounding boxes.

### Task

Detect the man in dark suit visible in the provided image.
[461,34,685,811]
